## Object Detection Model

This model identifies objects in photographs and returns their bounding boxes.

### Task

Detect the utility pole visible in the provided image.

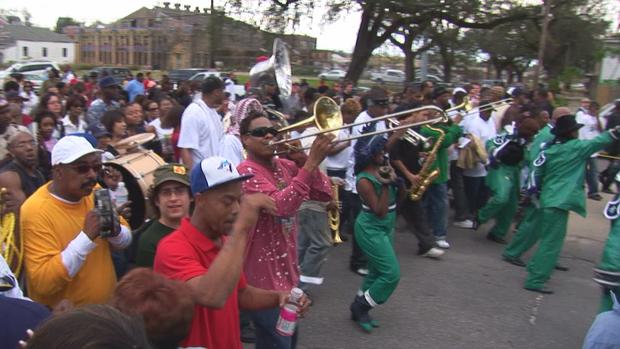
[533,0,551,89]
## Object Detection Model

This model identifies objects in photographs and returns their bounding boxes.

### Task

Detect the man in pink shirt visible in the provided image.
[237,112,333,349]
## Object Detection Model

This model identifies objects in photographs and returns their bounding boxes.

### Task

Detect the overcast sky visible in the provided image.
[0,0,362,52]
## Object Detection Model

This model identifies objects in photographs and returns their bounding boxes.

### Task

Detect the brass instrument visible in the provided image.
[409,125,445,201]
[0,187,22,278]
[328,182,343,245]
[249,38,292,97]
[386,118,431,149]
[271,101,448,152]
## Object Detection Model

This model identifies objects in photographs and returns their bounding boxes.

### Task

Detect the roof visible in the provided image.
[3,24,73,43]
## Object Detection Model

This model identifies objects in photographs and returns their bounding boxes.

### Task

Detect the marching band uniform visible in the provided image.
[523,115,618,293]
[598,185,620,312]
[502,122,554,263]
[476,129,531,243]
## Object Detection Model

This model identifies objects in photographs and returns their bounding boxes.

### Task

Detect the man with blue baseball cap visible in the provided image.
[154,156,311,349]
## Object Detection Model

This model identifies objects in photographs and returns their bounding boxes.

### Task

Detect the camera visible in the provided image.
[94,189,120,238]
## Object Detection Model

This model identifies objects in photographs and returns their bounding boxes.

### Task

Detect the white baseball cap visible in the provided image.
[190,156,253,194]
[51,135,103,165]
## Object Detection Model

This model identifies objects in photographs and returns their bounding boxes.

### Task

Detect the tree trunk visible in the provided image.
[404,50,416,82]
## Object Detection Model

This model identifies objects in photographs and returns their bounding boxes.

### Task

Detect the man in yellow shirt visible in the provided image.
[21,136,131,307]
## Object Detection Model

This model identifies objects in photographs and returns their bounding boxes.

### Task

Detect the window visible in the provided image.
[22,46,28,57]
[130,19,137,28]
[42,47,47,57]
[63,48,68,57]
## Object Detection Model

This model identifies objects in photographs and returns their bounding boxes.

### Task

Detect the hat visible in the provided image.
[511,87,525,97]
[99,76,118,89]
[452,87,467,95]
[432,86,450,99]
[190,156,253,194]
[51,135,103,165]
[153,163,190,188]
[551,114,583,136]
[87,123,111,138]
[5,90,28,101]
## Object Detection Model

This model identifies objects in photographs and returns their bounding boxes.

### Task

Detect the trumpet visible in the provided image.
[386,118,431,149]
[270,97,448,152]
[328,182,343,245]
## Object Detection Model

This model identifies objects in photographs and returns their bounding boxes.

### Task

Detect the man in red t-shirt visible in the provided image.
[154,156,311,349]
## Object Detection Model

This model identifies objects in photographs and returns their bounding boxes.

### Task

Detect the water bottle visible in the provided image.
[114,182,129,208]
[275,287,304,336]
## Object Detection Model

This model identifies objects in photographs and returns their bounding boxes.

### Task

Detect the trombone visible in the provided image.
[270,96,448,151]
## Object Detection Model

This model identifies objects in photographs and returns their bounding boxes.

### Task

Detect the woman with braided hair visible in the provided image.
[221,98,265,167]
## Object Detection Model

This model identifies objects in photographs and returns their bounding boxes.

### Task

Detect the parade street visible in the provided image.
[279,188,613,349]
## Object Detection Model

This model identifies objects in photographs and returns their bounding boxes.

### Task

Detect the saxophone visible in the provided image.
[328,183,343,244]
[409,125,445,201]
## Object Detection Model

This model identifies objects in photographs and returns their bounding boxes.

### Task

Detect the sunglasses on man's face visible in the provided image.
[70,163,103,174]
[246,127,278,138]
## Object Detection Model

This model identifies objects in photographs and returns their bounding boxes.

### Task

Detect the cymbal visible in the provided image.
[114,133,156,149]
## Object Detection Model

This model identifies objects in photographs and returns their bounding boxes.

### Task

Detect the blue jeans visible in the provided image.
[251,307,298,349]
[423,183,448,239]
[586,158,599,195]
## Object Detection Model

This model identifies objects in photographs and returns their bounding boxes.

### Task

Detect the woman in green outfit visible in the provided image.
[349,133,406,333]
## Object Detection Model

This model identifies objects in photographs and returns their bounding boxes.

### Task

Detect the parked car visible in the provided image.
[599,99,620,129]
[0,61,60,81]
[371,69,405,84]
[168,68,209,84]
[23,71,48,91]
[89,67,132,85]
[188,71,223,81]
[318,69,346,81]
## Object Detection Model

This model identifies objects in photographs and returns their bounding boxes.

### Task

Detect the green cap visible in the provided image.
[153,163,190,188]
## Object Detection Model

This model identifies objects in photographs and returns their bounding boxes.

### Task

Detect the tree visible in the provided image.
[54,17,81,33]
[229,0,537,84]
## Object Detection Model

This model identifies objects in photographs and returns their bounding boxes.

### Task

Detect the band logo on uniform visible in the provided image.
[604,196,620,220]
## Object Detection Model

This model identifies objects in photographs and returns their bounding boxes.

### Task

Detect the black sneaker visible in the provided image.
[524,286,554,294]
[487,233,507,244]
[502,255,526,267]
[240,323,256,343]
[588,193,603,201]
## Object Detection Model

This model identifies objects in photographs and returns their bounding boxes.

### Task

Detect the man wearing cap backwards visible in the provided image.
[419,87,462,249]
[502,107,571,267]
[237,109,332,348]
[154,156,310,349]
[85,76,120,127]
[135,164,191,268]
[21,136,132,307]
[520,114,620,294]
[501,87,529,129]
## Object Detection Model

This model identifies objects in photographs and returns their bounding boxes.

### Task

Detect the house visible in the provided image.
[0,23,75,64]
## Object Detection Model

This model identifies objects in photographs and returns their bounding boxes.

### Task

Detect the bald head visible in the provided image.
[551,107,571,123]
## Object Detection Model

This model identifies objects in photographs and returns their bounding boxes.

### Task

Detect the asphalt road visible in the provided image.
[279,191,612,349]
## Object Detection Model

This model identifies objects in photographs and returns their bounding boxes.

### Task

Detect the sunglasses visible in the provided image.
[246,127,278,138]
[70,163,103,174]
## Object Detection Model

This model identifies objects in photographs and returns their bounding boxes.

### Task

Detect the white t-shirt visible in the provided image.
[62,115,87,134]
[220,134,244,167]
[325,128,352,171]
[148,118,174,140]
[463,115,497,177]
[345,111,387,193]
[178,99,224,165]
[576,110,601,141]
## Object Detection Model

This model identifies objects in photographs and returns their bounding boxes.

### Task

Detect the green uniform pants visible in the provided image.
[503,204,543,259]
[354,216,400,305]
[598,219,620,312]
[477,166,520,239]
[525,208,569,289]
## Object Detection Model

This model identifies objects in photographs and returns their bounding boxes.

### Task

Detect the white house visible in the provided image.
[0,24,75,64]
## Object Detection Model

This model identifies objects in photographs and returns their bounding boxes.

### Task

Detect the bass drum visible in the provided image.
[105,150,166,229]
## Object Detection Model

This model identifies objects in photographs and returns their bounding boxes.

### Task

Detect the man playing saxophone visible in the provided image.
[419,87,463,249]
[389,102,445,259]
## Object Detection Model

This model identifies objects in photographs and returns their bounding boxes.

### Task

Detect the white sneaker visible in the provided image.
[436,239,450,249]
[422,247,445,259]
[356,268,369,276]
[453,219,474,229]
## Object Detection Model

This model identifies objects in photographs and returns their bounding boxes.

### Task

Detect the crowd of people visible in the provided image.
[0,64,619,349]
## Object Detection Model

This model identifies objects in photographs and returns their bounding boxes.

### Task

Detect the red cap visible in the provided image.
[256,55,268,63]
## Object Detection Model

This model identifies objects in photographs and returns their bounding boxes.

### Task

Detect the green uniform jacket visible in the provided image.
[484,132,522,188]
[538,132,614,217]
[528,125,553,172]
[420,122,462,184]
